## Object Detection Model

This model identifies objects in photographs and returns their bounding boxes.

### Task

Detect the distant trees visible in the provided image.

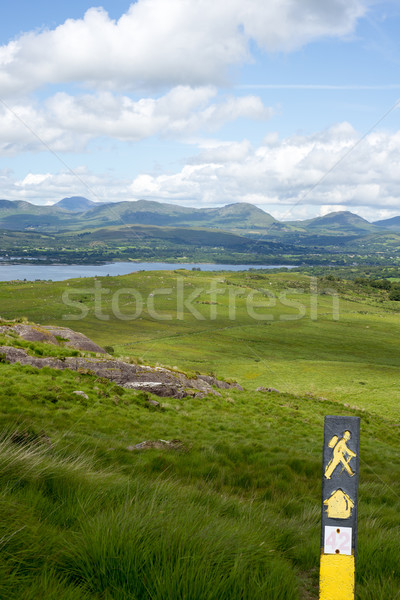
[353,275,400,300]
[389,287,400,301]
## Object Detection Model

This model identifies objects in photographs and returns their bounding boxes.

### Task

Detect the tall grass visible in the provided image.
[1,270,400,597]
[0,437,300,599]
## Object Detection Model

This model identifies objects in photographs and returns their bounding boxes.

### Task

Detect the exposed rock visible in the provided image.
[43,326,106,353]
[197,375,230,389]
[197,374,242,390]
[188,378,214,394]
[72,390,89,400]
[124,381,185,398]
[146,399,161,407]
[0,323,106,354]
[0,322,242,400]
[267,387,280,393]
[6,324,59,344]
[0,344,241,400]
[133,439,189,452]
[256,386,267,392]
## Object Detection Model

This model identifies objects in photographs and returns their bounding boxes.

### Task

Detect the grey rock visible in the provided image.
[0,325,243,400]
[134,439,189,452]
[197,375,230,389]
[72,391,89,400]
[0,324,106,353]
[43,326,106,353]
[146,399,161,407]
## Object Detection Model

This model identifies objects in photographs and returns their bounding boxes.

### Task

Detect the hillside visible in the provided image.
[288,211,380,234]
[0,198,278,233]
[374,215,400,231]
[0,199,72,230]
[57,199,278,231]
[0,197,390,236]
[54,196,98,212]
[0,270,400,598]
[0,223,293,266]
[1,199,400,267]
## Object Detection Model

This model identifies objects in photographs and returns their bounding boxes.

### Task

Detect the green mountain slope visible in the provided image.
[0,199,71,230]
[373,215,400,231]
[288,211,380,234]
[75,200,278,231]
[0,199,390,238]
[54,196,98,212]
[0,198,278,233]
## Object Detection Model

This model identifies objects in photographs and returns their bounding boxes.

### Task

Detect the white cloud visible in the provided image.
[18,173,52,186]
[0,0,370,95]
[2,120,400,220]
[0,88,273,154]
[0,168,130,204]
[128,124,400,219]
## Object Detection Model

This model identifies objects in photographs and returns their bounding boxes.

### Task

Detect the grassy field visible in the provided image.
[0,269,399,598]
[1,270,399,416]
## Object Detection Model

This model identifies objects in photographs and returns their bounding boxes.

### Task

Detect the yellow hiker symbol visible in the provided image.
[324,489,354,519]
[324,430,356,480]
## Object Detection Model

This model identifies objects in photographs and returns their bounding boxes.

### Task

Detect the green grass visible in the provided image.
[0,361,399,599]
[0,270,400,598]
[2,269,396,416]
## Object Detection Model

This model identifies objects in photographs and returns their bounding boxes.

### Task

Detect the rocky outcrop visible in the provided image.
[0,324,105,354]
[0,345,242,399]
[130,439,190,452]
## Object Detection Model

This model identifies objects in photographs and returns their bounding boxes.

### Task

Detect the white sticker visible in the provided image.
[324,526,352,556]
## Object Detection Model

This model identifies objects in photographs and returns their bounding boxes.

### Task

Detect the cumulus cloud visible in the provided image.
[2,167,129,204]
[0,87,272,154]
[3,121,400,219]
[0,0,370,95]
[128,124,400,219]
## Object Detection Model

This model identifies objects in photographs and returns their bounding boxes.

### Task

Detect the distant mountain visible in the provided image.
[0,199,71,230]
[81,200,277,231]
[0,198,279,233]
[0,199,19,209]
[54,196,98,212]
[288,211,379,234]
[0,200,43,212]
[0,199,393,240]
[203,203,276,229]
[373,216,400,231]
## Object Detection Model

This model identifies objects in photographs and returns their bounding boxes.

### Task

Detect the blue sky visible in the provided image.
[1,0,400,221]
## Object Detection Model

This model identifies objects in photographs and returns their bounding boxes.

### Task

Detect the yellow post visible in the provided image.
[319,416,360,599]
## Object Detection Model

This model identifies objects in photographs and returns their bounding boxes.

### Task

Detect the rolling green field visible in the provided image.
[0,269,399,598]
[1,270,400,417]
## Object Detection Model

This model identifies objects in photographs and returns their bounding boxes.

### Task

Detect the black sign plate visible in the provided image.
[320,415,360,554]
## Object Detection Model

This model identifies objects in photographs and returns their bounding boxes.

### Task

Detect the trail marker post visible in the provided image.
[319,416,360,600]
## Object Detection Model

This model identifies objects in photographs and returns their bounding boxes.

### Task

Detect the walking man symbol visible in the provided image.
[324,430,356,480]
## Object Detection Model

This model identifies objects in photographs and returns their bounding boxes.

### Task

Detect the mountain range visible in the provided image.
[0,196,398,236]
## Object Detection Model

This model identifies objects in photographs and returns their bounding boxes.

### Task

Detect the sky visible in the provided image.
[1,0,400,221]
